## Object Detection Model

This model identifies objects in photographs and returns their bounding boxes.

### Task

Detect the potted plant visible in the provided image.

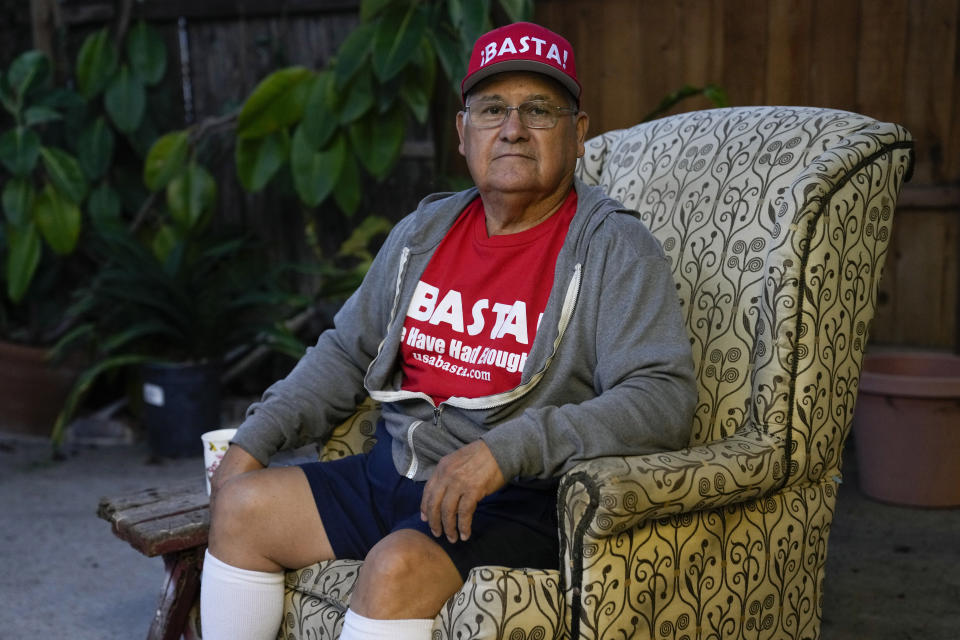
[51,222,308,456]
[0,22,175,435]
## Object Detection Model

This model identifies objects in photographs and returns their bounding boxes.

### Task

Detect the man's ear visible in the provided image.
[575,111,590,158]
[456,111,467,157]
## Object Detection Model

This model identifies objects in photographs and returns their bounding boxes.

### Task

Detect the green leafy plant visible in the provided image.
[0,21,172,344]
[49,226,309,446]
[146,0,534,222]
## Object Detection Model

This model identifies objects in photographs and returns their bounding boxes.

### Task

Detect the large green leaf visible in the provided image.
[300,72,338,149]
[34,183,82,254]
[23,105,61,126]
[235,130,289,192]
[87,182,122,230]
[143,130,189,191]
[360,0,393,21]
[236,67,314,140]
[334,22,376,89]
[456,0,489,50]
[371,4,428,82]
[348,108,405,180]
[8,50,51,99]
[166,161,216,231]
[1,177,35,227]
[151,223,179,262]
[338,214,394,260]
[339,68,375,125]
[0,72,16,116]
[39,146,88,204]
[76,28,119,99]
[400,44,433,124]
[77,117,115,180]
[332,152,362,216]
[4,222,41,302]
[498,0,533,22]
[432,27,468,88]
[127,20,167,86]
[290,128,345,207]
[105,65,146,133]
[0,127,41,176]
[35,88,86,127]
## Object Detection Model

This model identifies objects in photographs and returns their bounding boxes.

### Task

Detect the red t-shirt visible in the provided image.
[400,190,577,404]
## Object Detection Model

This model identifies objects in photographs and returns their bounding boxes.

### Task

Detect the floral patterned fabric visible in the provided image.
[272,107,912,640]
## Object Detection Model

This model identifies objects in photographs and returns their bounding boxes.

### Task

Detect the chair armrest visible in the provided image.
[319,398,380,462]
[558,428,786,539]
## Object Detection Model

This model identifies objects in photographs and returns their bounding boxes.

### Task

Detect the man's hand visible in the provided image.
[420,439,506,543]
[210,444,264,499]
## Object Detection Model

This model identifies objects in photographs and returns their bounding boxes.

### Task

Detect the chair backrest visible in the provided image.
[577,106,912,481]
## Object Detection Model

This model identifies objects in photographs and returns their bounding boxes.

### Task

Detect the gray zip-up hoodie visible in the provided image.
[232,179,696,483]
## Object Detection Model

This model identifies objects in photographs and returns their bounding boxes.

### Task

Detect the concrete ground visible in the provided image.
[0,429,958,639]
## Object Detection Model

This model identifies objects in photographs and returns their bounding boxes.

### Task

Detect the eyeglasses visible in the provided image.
[463,100,578,129]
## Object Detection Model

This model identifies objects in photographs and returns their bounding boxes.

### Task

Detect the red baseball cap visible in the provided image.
[461,22,581,105]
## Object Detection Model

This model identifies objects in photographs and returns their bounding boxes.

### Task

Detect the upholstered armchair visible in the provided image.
[271,107,913,640]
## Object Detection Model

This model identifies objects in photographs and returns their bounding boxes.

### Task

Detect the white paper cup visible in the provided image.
[201,428,237,495]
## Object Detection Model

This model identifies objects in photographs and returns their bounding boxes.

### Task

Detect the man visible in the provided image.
[201,21,696,640]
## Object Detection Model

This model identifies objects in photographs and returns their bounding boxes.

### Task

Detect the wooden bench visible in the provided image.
[98,481,210,640]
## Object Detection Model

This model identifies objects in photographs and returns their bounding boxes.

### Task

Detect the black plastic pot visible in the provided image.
[141,360,222,457]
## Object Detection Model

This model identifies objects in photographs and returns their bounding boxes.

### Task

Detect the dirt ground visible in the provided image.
[0,429,957,639]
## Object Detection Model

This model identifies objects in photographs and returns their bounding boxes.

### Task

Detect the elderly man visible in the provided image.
[201,21,695,640]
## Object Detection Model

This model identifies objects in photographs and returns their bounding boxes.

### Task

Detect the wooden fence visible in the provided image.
[537,0,960,350]
[9,0,960,350]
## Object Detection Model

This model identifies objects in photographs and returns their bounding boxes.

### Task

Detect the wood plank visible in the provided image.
[98,480,206,522]
[897,185,960,210]
[664,0,720,116]
[876,210,959,347]
[636,0,682,118]
[949,0,960,183]
[126,509,211,557]
[597,0,644,130]
[60,0,359,25]
[765,0,812,105]
[677,0,714,88]
[809,0,859,110]
[855,0,908,125]
[720,0,768,105]
[99,481,210,557]
[109,490,210,539]
[902,0,959,185]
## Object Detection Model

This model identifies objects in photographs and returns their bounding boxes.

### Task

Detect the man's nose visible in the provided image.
[499,108,529,139]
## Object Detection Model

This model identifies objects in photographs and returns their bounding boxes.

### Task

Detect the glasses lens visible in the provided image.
[521,102,562,128]
[469,101,508,128]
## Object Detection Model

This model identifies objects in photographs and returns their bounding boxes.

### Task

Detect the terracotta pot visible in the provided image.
[853,350,960,508]
[0,340,80,437]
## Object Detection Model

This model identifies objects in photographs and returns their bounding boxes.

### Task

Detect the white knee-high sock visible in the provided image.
[200,550,285,640]
[339,608,434,640]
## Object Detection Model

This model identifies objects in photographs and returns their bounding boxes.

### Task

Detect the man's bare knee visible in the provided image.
[351,530,463,619]
[209,473,270,552]
[209,467,334,572]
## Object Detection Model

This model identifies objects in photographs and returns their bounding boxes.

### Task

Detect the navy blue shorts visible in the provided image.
[299,422,559,580]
